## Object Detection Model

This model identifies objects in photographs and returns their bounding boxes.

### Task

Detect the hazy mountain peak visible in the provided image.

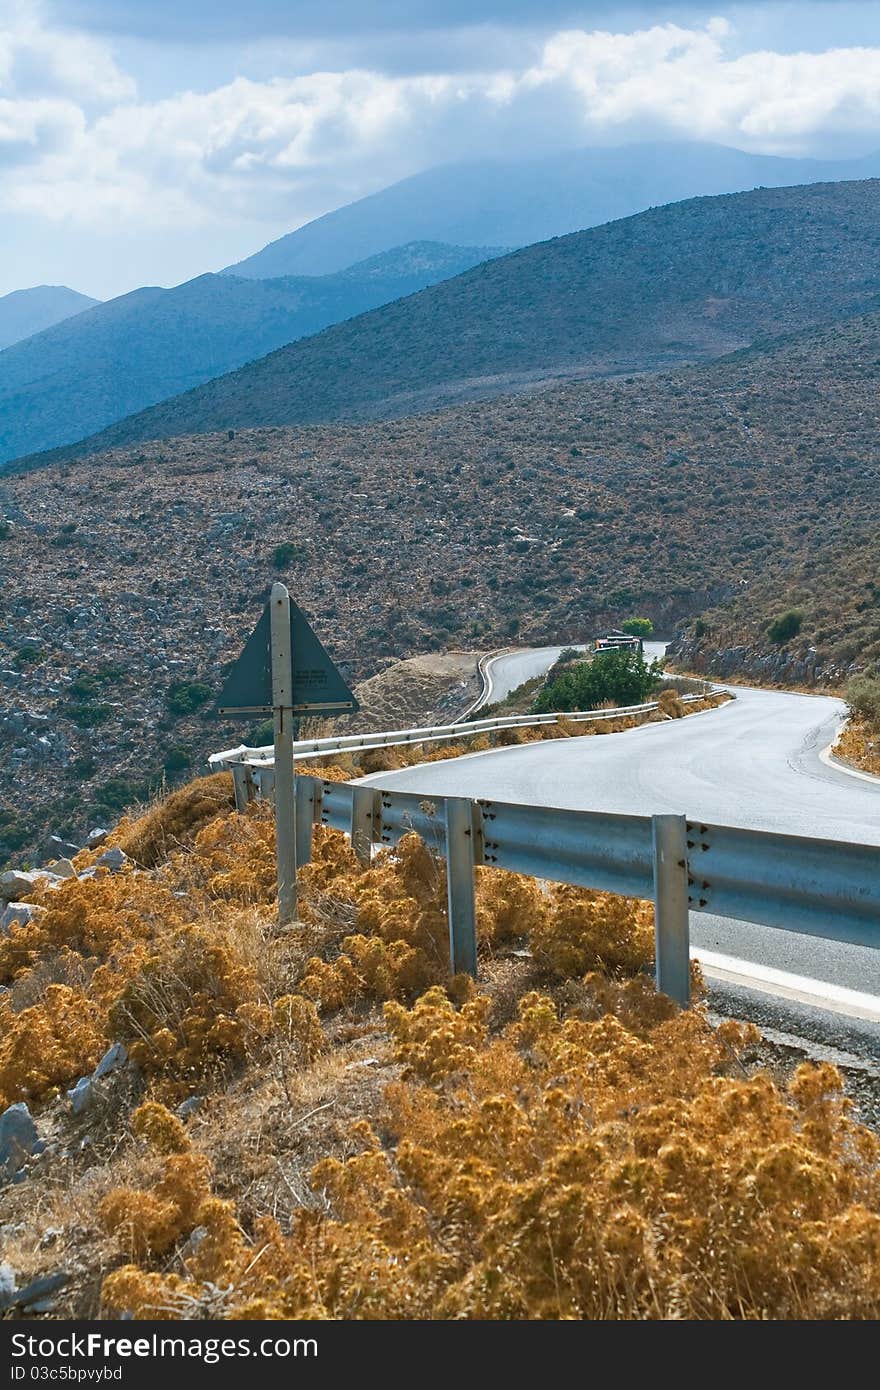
[221,141,880,281]
[0,285,100,352]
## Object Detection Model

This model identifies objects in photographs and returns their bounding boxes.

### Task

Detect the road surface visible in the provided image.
[364,683,880,1012]
[480,640,668,706]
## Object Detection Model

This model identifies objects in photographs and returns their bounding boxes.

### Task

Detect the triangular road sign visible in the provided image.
[218,599,359,716]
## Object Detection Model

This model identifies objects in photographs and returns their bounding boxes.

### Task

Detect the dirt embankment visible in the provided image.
[346,651,483,733]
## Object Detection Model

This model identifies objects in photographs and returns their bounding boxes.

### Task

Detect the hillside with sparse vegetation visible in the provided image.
[0,244,502,467]
[21,178,880,465]
[2,301,880,861]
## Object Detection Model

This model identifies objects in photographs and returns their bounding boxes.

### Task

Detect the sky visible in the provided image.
[1,1,879,299]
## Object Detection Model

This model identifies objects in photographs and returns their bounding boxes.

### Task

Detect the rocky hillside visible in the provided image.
[0,243,502,467]
[668,312,880,683]
[28,178,880,465]
[2,306,879,861]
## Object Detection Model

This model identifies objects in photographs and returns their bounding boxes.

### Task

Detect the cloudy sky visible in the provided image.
[2,1,879,298]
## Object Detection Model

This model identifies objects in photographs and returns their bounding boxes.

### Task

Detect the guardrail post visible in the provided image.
[295,776,322,868]
[444,797,479,978]
[231,762,255,813]
[652,814,691,1007]
[350,785,379,866]
[271,582,297,925]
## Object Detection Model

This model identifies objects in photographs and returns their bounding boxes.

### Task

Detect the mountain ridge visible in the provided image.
[222,140,880,279]
[25,177,880,469]
[0,242,503,467]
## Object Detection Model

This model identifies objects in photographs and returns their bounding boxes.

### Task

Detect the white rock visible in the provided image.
[93,1042,127,1080]
[0,902,45,934]
[0,1262,16,1301]
[48,858,77,880]
[66,1077,94,1115]
[96,847,128,872]
[0,869,47,903]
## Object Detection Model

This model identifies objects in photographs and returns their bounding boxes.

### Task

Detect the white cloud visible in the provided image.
[0,0,134,103]
[3,5,880,235]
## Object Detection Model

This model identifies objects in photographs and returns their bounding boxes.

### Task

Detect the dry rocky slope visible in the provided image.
[1,303,879,861]
[23,177,880,466]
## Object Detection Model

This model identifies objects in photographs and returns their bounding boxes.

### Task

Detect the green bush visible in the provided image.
[67,702,113,728]
[272,541,304,569]
[767,609,804,644]
[69,676,99,700]
[622,617,654,637]
[167,680,212,716]
[533,648,662,713]
[163,746,192,774]
[846,674,880,731]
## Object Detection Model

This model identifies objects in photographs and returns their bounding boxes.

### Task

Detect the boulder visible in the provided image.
[0,1103,39,1177]
[66,1077,94,1115]
[48,835,81,859]
[47,858,77,879]
[86,828,109,848]
[93,1042,127,1079]
[177,1096,204,1119]
[0,1269,69,1314]
[0,901,45,934]
[0,869,48,903]
[96,847,128,872]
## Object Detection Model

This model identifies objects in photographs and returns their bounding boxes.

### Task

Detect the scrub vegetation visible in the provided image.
[1,774,878,1321]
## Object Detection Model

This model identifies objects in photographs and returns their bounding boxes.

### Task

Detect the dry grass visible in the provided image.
[111,773,236,868]
[835,718,880,777]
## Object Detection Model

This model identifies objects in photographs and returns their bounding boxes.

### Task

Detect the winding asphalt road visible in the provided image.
[365,682,880,1015]
[479,640,669,706]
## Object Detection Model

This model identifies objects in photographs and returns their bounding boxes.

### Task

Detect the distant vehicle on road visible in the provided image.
[594,630,644,655]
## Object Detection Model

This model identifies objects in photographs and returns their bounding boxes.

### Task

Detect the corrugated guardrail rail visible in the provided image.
[210,693,709,806]
[210,692,878,1007]
[232,766,880,1009]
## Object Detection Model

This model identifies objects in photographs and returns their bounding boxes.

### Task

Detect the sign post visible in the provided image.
[270,583,297,924]
[217,582,359,926]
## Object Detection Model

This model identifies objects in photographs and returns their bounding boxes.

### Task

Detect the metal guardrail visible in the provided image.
[210,693,710,808]
[277,774,879,1008]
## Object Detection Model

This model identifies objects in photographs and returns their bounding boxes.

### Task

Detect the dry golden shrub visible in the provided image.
[531,884,655,978]
[189,811,278,904]
[300,833,454,1008]
[99,1103,212,1260]
[384,986,490,1082]
[112,773,235,868]
[296,831,657,1014]
[97,983,880,1321]
[0,984,107,1107]
[0,812,325,1104]
[836,718,880,776]
[108,921,266,1088]
[0,872,188,1106]
[658,689,686,718]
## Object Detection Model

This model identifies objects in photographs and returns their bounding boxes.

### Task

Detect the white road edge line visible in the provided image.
[695,947,880,1023]
[819,741,880,786]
